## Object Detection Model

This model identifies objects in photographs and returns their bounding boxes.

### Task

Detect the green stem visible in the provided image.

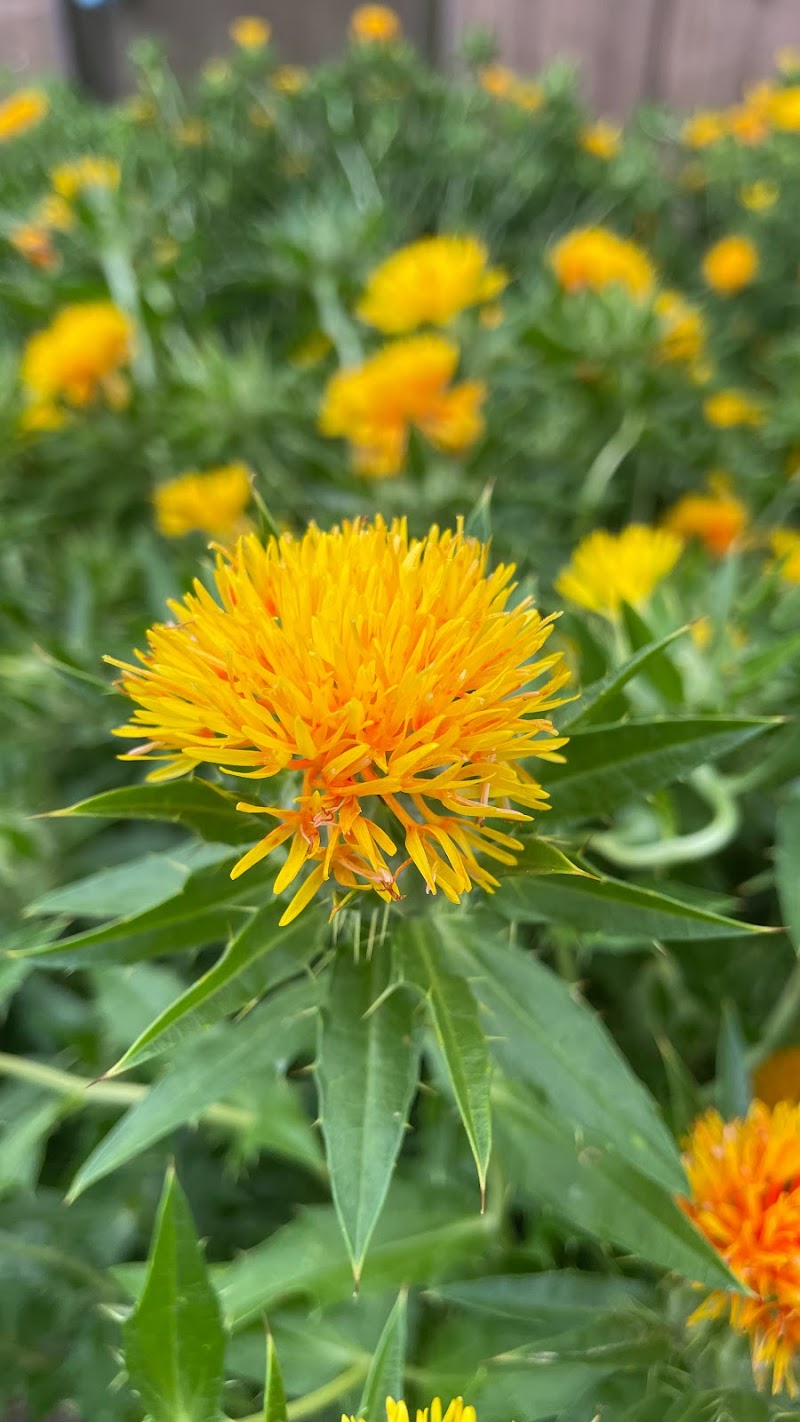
[578,411,645,517]
[236,1359,369,1422]
[100,244,157,388]
[0,1051,254,1132]
[587,765,740,869]
[312,275,363,368]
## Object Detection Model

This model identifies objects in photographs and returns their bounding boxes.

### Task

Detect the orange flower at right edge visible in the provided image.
[319,335,485,477]
[679,1103,800,1397]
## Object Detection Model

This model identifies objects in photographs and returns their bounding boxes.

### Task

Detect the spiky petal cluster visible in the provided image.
[343,1398,475,1422]
[110,517,568,924]
[356,236,507,334]
[555,525,683,621]
[679,1103,800,1397]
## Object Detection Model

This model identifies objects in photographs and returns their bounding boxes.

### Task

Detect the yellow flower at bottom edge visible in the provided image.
[51,155,120,200]
[579,119,622,160]
[350,5,402,43]
[664,477,747,556]
[153,463,253,539]
[702,234,758,295]
[549,226,655,299]
[555,525,683,621]
[319,334,485,477]
[769,528,800,584]
[21,301,133,410]
[703,388,764,428]
[740,179,779,213]
[229,15,271,48]
[754,1046,800,1107]
[344,1400,476,1422]
[356,235,507,333]
[108,516,570,925]
[679,1103,800,1397]
[654,289,706,364]
[0,88,49,141]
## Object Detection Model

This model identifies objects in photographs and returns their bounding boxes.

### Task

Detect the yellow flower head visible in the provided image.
[35,193,74,232]
[728,102,769,145]
[153,464,252,539]
[123,95,157,124]
[769,528,800,584]
[10,223,58,271]
[664,477,747,556]
[702,235,758,296]
[345,1399,476,1422]
[654,289,706,364]
[555,525,683,621]
[21,301,133,411]
[272,66,307,95]
[109,517,569,924]
[550,226,656,300]
[478,64,516,100]
[319,334,485,477]
[350,5,401,42]
[230,15,271,48]
[755,1046,800,1107]
[768,86,800,131]
[703,389,764,428]
[356,236,507,334]
[681,110,726,148]
[175,119,210,146]
[579,120,622,160]
[740,179,779,213]
[679,1103,800,1397]
[51,156,121,200]
[511,80,543,113]
[0,88,49,142]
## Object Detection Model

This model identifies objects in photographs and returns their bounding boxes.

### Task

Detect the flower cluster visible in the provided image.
[20,301,133,428]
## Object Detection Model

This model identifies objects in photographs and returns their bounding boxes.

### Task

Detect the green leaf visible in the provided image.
[358,1291,407,1422]
[396,918,491,1199]
[621,602,684,703]
[716,1000,751,1120]
[541,716,776,822]
[26,852,192,921]
[0,1085,66,1197]
[107,902,324,1075]
[491,867,767,940]
[431,1272,651,1331]
[264,1333,287,1422]
[125,1169,225,1422]
[68,978,318,1199]
[562,626,690,729]
[50,779,260,845]
[494,1077,738,1289]
[501,836,587,877]
[445,926,683,1193]
[317,950,419,1279]
[0,959,30,1009]
[464,481,493,543]
[776,796,800,953]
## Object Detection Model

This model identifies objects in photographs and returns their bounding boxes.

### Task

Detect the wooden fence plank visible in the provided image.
[0,0,63,74]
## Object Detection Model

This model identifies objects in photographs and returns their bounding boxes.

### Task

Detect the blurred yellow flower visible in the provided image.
[512,80,543,113]
[555,525,683,621]
[248,102,274,129]
[154,464,252,539]
[9,223,58,271]
[19,401,65,434]
[664,477,747,556]
[345,1403,477,1422]
[740,179,779,212]
[356,235,507,333]
[272,66,307,94]
[728,103,769,145]
[175,119,210,146]
[350,5,401,42]
[768,85,800,131]
[319,334,485,477]
[229,16,271,48]
[579,120,621,159]
[123,95,156,124]
[703,389,764,428]
[654,289,705,364]
[681,110,726,148]
[550,226,655,299]
[109,516,568,922]
[702,235,758,295]
[679,1103,800,1397]
[51,156,120,200]
[754,1046,800,1107]
[478,64,516,100]
[769,528,800,583]
[21,301,133,413]
[35,193,74,232]
[0,88,49,142]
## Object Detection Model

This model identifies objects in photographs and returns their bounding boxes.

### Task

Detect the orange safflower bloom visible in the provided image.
[579,120,621,159]
[664,478,747,556]
[9,223,58,271]
[702,235,759,295]
[21,301,133,414]
[350,5,401,42]
[109,517,569,924]
[550,226,655,300]
[680,1103,800,1396]
[356,236,507,333]
[0,88,48,141]
[229,16,271,49]
[153,463,252,539]
[703,389,764,428]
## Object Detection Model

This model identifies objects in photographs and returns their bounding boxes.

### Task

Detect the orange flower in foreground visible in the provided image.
[664,478,748,556]
[109,518,569,924]
[550,226,655,299]
[350,5,401,42]
[319,335,485,477]
[680,1103,800,1396]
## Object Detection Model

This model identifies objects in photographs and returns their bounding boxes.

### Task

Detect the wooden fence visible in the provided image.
[4,0,800,116]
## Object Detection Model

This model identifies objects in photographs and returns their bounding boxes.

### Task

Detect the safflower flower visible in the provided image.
[478,65,542,112]
[555,525,683,621]
[272,66,307,94]
[579,120,621,159]
[654,290,706,364]
[21,301,133,414]
[229,16,271,48]
[350,6,401,42]
[153,464,252,539]
[549,226,655,300]
[109,516,569,924]
[0,88,48,141]
[703,389,764,428]
[51,156,120,200]
[679,1103,800,1396]
[768,86,800,131]
[345,1402,476,1422]
[769,528,800,583]
[702,235,758,296]
[681,110,726,148]
[10,223,58,271]
[664,477,747,556]
[319,334,485,477]
[740,180,779,212]
[356,236,507,333]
